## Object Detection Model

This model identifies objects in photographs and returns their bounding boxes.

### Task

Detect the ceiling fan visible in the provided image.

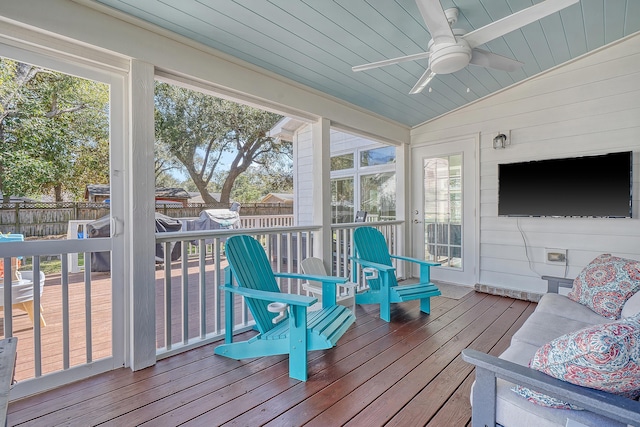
[352,0,579,94]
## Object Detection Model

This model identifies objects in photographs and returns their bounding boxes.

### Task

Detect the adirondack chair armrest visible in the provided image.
[274,272,348,285]
[349,257,396,273]
[541,275,574,294]
[220,285,317,307]
[389,254,441,267]
[461,349,640,427]
[276,273,350,308]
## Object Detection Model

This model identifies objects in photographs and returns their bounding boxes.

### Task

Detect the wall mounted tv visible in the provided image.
[498,151,633,218]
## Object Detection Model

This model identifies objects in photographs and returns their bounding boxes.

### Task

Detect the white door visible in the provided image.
[411,138,478,286]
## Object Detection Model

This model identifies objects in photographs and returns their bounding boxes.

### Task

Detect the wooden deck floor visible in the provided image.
[7,290,536,426]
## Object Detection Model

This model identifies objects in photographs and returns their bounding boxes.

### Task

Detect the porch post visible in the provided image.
[311,118,332,270]
[397,143,408,277]
[127,59,157,370]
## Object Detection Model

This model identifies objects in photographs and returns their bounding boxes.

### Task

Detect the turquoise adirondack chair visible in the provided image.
[215,235,356,381]
[351,226,441,322]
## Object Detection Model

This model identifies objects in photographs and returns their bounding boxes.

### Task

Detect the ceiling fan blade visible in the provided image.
[470,49,523,72]
[352,51,431,72]
[462,0,579,49]
[409,68,436,94]
[415,0,455,45]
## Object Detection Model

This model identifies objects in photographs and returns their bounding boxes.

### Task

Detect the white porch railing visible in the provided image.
[0,218,404,398]
[154,220,405,359]
[239,215,293,228]
[0,237,114,400]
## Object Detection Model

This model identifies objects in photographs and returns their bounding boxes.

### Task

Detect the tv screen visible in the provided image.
[498,151,633,217]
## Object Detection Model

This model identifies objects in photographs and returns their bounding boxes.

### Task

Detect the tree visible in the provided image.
[0,58,109,202]
[154,82,288,205]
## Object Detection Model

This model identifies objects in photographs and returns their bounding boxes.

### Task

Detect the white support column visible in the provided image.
[311,118,332,270]
[397,143,408,278]
[127,60,157,370]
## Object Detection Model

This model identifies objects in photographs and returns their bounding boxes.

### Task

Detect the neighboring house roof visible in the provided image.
[188,192,221,204]
[261,193,293,204]
[85,184,110,199]
[154,187,190,200]
[268,117,306,142]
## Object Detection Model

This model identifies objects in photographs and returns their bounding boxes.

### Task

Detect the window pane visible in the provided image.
[423,154,463,269]
[360,172,396,221]
[331,153,354,171]
[360,146,396,167]
[331,177,354,223]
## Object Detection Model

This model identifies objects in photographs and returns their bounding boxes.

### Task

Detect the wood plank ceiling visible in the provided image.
[92,0,640,127]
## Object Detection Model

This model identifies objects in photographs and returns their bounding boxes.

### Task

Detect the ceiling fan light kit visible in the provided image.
[352,0,580,94]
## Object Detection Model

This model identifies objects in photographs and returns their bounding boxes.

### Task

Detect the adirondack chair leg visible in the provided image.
[380,271,391,322]
[419,262,433,314]
[288,305,308,381]
[224,268,234,344]
[419,297,431,314]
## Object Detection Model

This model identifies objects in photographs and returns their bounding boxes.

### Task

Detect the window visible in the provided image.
[361,172,396,221]
[331,153,354,171]
[360,146,396,167]
[330,139,396,223]
[331,177,354,224]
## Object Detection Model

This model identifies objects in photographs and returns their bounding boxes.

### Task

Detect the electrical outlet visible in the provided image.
[545,248,567,265]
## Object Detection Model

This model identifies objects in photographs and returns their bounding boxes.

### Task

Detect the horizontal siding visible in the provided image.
[295,124,314,226]
[412,32,640,293]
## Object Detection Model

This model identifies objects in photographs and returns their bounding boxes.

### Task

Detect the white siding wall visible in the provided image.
[295,124,315,226]
[411,32,640,294]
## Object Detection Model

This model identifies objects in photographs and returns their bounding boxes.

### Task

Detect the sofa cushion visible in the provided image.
[511,311,597,348]
[568,254,640,319]
[622,291,640,318]
[512,315,640,409]
[535,293,607,325]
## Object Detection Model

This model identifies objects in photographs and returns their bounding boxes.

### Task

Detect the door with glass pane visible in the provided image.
[411,139,477,285]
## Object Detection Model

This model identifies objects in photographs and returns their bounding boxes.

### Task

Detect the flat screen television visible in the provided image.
[498,151,633,217]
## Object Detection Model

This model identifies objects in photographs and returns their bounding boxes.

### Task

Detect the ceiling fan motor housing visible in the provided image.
[429,39,472,74]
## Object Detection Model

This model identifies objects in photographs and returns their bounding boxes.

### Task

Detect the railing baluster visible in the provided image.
[199,239,207,339]
[181,242,189,345]
[164,245,172,351]
[3,256,13,338]
[83,252,92,364]
[61,255,70,370]
[33,256,42,376]
[214,237,221,334]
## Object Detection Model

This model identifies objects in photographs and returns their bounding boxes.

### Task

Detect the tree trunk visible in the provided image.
[190,173,219,206]
[54,184,63,202]
[220,167,242,205]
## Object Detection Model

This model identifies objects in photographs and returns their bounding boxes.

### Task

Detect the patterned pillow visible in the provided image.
[568,254,640,319]
[512,316,640,409]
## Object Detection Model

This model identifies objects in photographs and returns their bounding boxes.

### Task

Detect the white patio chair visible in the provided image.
[300,257,357,316]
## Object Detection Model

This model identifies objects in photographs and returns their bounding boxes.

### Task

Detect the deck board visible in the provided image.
[7,290,536,426]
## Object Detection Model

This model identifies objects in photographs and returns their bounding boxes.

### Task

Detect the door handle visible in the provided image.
[413,219,422,224]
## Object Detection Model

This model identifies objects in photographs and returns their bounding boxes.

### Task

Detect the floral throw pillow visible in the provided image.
[568,254,640,319]
[512,315,640,409]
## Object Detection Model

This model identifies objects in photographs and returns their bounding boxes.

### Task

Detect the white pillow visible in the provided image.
[622,291,640,318]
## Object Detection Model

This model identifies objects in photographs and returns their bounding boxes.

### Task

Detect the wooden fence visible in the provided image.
[0,202,293,237]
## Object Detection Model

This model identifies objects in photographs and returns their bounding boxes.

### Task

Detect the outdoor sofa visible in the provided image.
[463,254,640,427]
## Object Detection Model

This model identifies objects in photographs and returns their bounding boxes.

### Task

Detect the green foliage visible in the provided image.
[0,58,109,201]
[154,81,290,204]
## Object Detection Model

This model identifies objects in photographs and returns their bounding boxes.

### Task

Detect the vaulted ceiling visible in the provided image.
[92,0,640,127]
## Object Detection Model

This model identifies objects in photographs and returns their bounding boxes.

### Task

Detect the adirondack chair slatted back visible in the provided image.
[353,227,398,290]
[225,235,281,333]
